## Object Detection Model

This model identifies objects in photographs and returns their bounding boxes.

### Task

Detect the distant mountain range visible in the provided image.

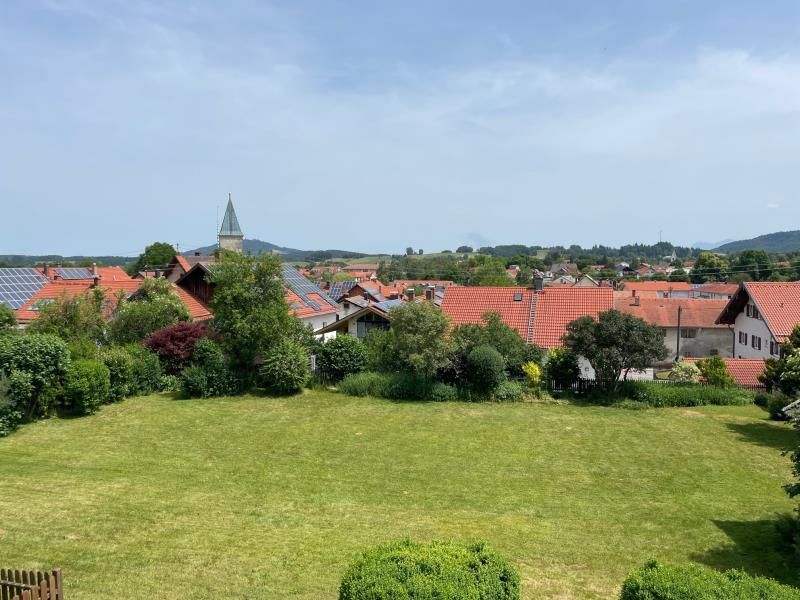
[185,239,369,262]
[713,230,800,254]
[692,239,735,251]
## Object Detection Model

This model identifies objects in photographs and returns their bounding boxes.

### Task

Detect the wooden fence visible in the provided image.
[0,569,63,600]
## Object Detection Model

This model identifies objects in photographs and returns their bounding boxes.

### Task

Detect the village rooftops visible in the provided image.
[717,282,800,343]
[614,297,729,329]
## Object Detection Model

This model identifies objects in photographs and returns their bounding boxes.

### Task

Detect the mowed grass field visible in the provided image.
[1,392,797,599]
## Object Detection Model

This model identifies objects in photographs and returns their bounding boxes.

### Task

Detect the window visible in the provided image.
[680,328,698,339]
[738,331,748,345]
[746,304,760,319]
[745,305,751,317]
[770,340,780,356]
[751,336,761,350]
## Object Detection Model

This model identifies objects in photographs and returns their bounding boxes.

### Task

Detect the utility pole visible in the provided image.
[676,305,682,360]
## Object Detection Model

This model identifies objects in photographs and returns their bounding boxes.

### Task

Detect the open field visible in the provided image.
[1,392,797,599]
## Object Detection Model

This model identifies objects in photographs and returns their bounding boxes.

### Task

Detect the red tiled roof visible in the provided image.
[441,287,533,337]
[173,286,213,321]
[176,256,192,272]
[343,263,380,272]
[441,286,613,348]
[16,282,92,323]
[614,297,728,328]
[392,280,456,289]
[621,281,692,292]
[693,283,739,296]
[744,282,800,342]
[531,288,614,347]
[285,288,338,319]
[685,358,765,388]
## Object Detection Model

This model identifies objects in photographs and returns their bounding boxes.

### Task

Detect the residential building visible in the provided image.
[573,274,600,288]
[314,299,404,339]
[391,279,456,291]
[615,296,732,358]
[716,282,800,359]
[685,357,766,389]
[619,281,692,298]
[692,283,739,300]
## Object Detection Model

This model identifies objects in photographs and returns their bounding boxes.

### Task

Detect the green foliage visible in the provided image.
[731,249,773,281]
[0,303,17,333]
[691,251,730,284]
[522,361,542,386]
[125,345,162,395]
[109,278,190,345]
[615,381,754,407]
[339,539,520,600]
[130,241,178,275]
[179,338,239,398]
[28,289,106,344]
[0,333,70,418]
[338,371,434,400]
[543,347,580,389]
[669,361,702,384]
[564,310,667,390]
[696,355,735,387]
[0,372,30,436]
[787,420,800,501]
[209,251,298,376]
[470,259,516,286]
[99,346,136,400]
[159,374,181,393]
[467,345,506,397]
[63,359,111,415]
[495,380,526,402]
[429,382,459,402]
[317,336,368,383]
[619,560,800,599]
[385,302,454,378]
[258,338,310,395]
[452,313,543,378]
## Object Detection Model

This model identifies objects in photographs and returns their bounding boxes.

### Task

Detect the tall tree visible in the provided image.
[691,252,730,283]
[563,310,667,390]
[731,250,773,281]
[385,301,453,379]
[130,242,178,275]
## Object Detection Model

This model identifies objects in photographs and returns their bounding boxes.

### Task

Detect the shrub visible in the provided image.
[259,338,310,395]
[696,355,735,387]
[0,373,28,437]
[144,322,208,374]
[467,345,506,397]
[339,540,520,600]
[763,393,792,420]
[62,359,111,415]
[99,346,136,401]
[363,329,400,373]
[109,278,190,345]
[125,345,162,395]
[180,338,240,398]
[522,361,542,387]
[619,560,800,599]
[495,380,525,402]
[0,303,16,334]
[27,291,105,344]
[669,361,702,384]
[0,333,70,418]
[429,382,458,402]
[316,336,368,383]
[544,347,580,389]
[338,372,432,401]
[159,374,181,393]
[617,381,754,407]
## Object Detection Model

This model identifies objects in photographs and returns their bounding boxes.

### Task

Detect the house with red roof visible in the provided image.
[716,282,800,359]
[619,281,692,298]
[692,283,739,300]
[615,296,732,359]
[685,358,766,389]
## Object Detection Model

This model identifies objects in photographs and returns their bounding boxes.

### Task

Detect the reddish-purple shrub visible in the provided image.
[144,322,208,374]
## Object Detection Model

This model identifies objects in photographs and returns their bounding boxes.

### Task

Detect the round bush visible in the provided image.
[669,361,701,384]
[317,336,368,383]
[259,338,310,395]
[0,333,70,417]
[339,540,520,600]
[495,380,525,402]
[63,359,111,415]
[429,382,458,402]
[99,346,136,401]
[180,339,239,398]
[467,345,506,397]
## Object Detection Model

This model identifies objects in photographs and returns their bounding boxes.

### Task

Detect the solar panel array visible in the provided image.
[373,299,405,313]
[0,268,47,309]
[56,267,93,280]
[281,265,339,311]
[328,280,358,300]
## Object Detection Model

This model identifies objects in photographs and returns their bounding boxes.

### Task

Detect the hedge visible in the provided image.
[63,359,111,415]
[620,560,800,599]
[339,540,520,600]
[338,372,433,401]
[616,381,754,407]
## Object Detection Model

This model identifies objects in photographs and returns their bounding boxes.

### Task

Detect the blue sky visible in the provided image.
[2,1,800,256]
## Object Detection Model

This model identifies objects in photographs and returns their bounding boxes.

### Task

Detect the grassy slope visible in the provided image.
[1,392,797,599]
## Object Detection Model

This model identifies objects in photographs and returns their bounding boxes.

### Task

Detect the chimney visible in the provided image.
[425,286,434,301]
[406,288,416,301]
[43,262,50,278]
[533,275,544,292]
[194,252,201,257]
[634,295,641,307]
[92,275,101,288]
[363,291,370,302]
[91,262,97,276]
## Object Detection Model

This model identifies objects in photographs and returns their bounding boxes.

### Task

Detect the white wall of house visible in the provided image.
[301,313,337,341]
[661,327,733,359]
[733,304,779,359]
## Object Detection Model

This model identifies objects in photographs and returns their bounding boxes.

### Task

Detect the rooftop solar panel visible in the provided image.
[373,299,405,313]
[0,268,48,309]
[56,267,93,280]
[281,265,339,312]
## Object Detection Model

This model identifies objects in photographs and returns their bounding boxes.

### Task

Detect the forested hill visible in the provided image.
[186,238,368,261]
[715,231,800,254]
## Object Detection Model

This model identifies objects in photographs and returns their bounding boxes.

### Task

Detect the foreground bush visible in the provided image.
[180,338,239,398]
[316,336,368,383]
[259,338,310,395]
[617,381,754,407]
[467,345,506,397]
[339,540,520,600]
[63,359,111,415]
[0,333,70,418]
[0,374,25,437]
[338,372,432,400]
[495,381,525,402]
[669,361,702,384]
[144,322,208,374]
[620,560,800,599]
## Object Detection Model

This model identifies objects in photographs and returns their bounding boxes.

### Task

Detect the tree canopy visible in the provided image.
[129,242,178,275]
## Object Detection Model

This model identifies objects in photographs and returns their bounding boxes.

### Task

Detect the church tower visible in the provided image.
[218,193,244,253]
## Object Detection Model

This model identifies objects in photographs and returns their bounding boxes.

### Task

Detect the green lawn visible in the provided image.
[1,392,797,599]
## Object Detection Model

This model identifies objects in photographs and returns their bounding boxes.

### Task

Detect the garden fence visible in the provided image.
[0,569,63,600]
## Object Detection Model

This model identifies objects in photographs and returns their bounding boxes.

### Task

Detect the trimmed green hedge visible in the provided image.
[617,381,754,407]
[63,359,111,415]
[339,540,519,600]
[620,560,800,599]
